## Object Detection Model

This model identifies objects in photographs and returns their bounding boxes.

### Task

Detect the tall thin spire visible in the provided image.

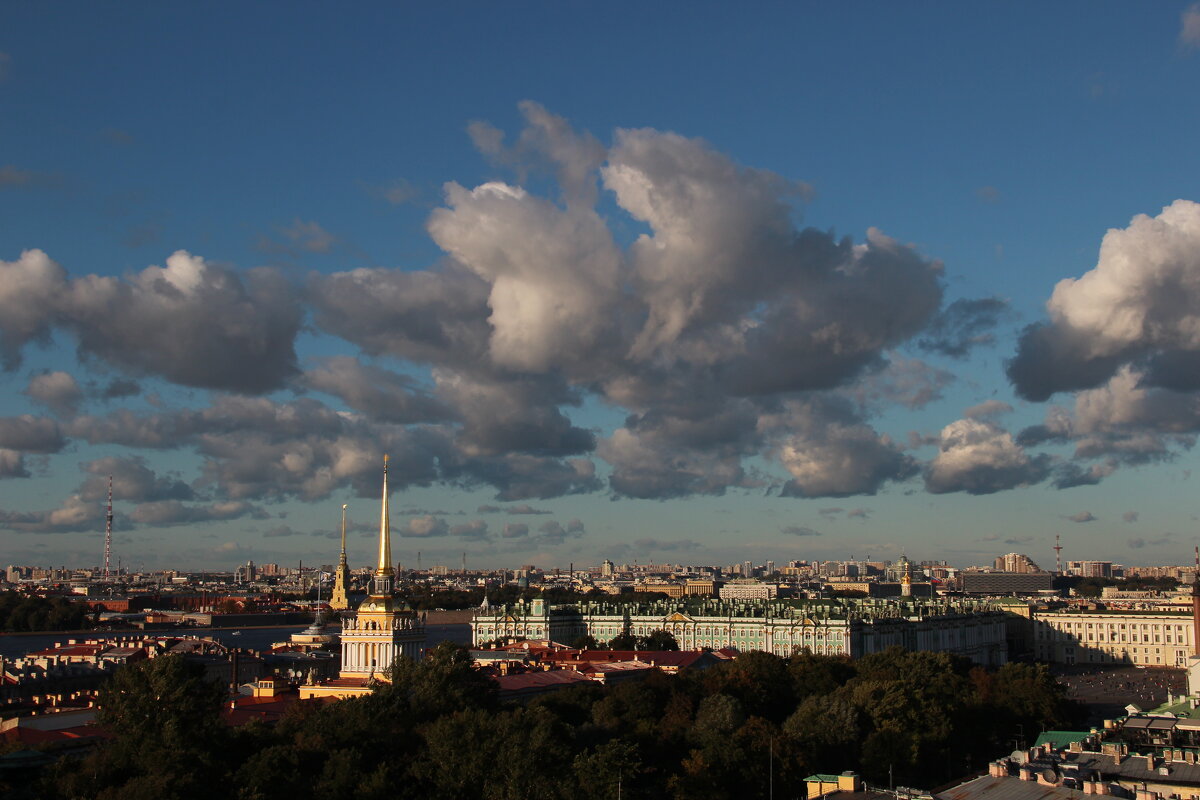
[103,475,113,581]
[340,503,348,557]
[331,503,350,611]
[377,455,392,576]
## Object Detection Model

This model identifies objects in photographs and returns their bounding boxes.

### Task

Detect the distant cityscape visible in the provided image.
[8,460,1200,799]
[5,547,1194,602]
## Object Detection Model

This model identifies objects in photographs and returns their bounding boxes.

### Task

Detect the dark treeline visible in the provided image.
[29,643,1082,800]
[0,591,91,632]
[1054,575,1181,598]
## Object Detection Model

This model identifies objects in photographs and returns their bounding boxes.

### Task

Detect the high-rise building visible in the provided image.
[1067,560,1113,578]
[234,560,256,584]
[994,553,1042,573]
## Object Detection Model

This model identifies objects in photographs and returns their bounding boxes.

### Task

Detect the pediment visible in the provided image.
[664,611,694,623]
[503,614,516,623]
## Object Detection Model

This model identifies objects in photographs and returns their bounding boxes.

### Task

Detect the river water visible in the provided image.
[0,622,471,660]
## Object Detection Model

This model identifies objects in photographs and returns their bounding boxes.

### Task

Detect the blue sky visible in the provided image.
[3,2,1200,571]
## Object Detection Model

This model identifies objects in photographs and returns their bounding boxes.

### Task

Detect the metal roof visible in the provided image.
[935,775,1085,800]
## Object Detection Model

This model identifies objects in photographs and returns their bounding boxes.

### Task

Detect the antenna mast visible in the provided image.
[1053,534,1063,575]
[103,475,113,581]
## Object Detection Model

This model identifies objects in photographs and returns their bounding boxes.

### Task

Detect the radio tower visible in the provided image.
[1053,534,1063,575]
[103,475,113,581]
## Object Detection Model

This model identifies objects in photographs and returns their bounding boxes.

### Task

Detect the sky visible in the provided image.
[3,2,1200,572]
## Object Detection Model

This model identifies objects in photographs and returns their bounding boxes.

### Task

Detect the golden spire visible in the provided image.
[377,455,393,576]
[340,503,348,557]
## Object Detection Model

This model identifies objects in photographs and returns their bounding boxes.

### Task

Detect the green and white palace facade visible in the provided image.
[471,597,1008,665]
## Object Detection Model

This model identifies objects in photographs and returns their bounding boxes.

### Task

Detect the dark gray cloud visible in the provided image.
[1067,511,1097,523]
[1007,322,1124,402]
[502,523,529,538]
[78,456,194,503]
[61,253,303,393]
[446,453,600,501]
[781,525,823,537]
[299,357,450,425]
[1128,534,1172,549]
[845,357,953,412]
[505,504,551,515]
[449,520,490,541]
[1017,368,1200,482]
[263,524,304,538]
[919,297,1009,358]
[434,371,594,458]
[0,415,65,453]
[964,400,1013,420]
[308,265,491,368]
[537,520,579,545]
[100,378,140,400]
[129,500,267,526]
[0,250,303,393]
[1052,459,1116,489]
[600,401,762,500]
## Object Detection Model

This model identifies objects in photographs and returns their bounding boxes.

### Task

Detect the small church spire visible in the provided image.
[331,503,351,610]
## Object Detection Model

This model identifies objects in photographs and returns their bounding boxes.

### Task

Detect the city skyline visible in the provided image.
[4,3,1200,570]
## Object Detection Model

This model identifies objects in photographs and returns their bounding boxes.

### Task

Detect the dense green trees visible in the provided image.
[49,655,228,800]
[36,645,1083,799]
[0,591,91,631]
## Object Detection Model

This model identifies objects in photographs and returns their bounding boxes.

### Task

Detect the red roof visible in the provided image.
[221,694,305,726]
[542,649,721,670]
[27,644,106,658]
[1,725,110,747]
[494,670,593,697]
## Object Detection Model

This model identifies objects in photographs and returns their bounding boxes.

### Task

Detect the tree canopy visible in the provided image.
[33,644,1083,800]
